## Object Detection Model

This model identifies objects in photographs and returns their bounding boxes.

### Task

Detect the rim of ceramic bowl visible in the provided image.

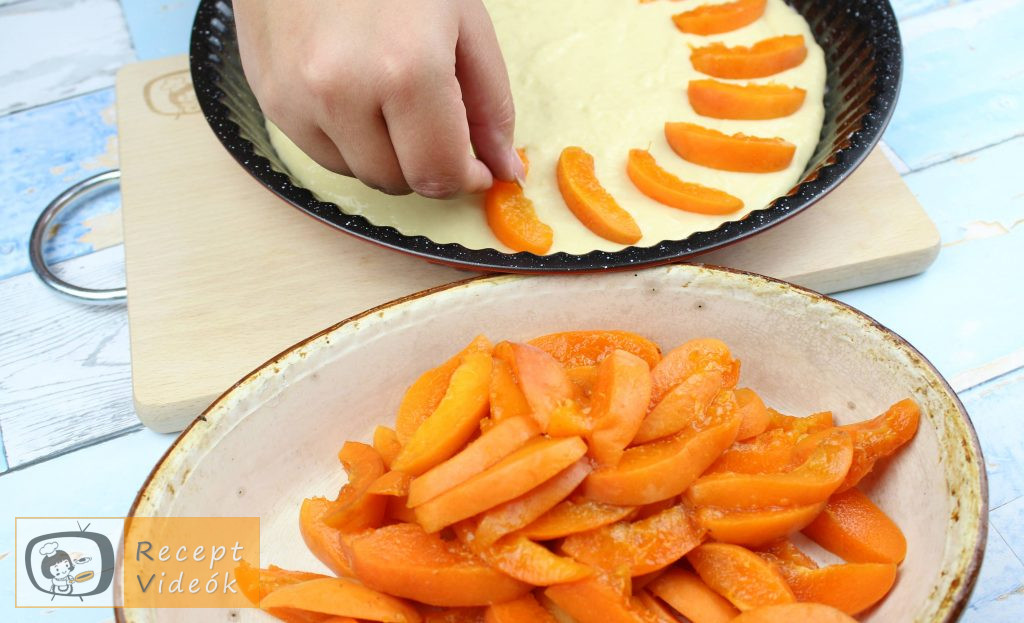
[118,265,986,622]
[188,0,904,273]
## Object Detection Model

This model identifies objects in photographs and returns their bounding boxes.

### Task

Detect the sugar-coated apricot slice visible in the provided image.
[689,80,806,120]
[374,426,403,468]
[634,370,725,444]
[691,35,808,79]
[324,442,387,530]
[838,398,921,491]
[802,487,907,564]
[407,415,539,507]
[529,330,662,369]
[672,0,766,35]
[396,336,492,444]
[767,408,834,434]
[696,503,825,547]
[485,594,557,623]
[489,346,533,423]
[758,539,818,568]
[561,504,705,576]
[626,150,744,215]
[368,470,412,497]
[485,150,553,255]
[647,568,740,623]
[584,412,741,505]
[260,578,422,623]
[687,430,853,508]
[588,350,653,466]
[768,558,898,616]
[348,523,531,607]
[456,524,594,585]
[650,338,739,408]
[557,146,642,245]
[236,561,329,606]
[300,498,357,577]
[705,428,798,475]
[520,498,637,540]
[731,603,857,623]
[545,575,662,623]
[392,351,493,476]
[734,388,771,440]
[687,543,795,611]
[665,122,796,174]
[475,458,592,546]
[415,436,588,532]
[510,342,580,431]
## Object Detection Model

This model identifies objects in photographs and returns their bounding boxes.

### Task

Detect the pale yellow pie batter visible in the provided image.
[268,0,826,254]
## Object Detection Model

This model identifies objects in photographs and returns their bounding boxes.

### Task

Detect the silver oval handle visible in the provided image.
[29,170,127,305]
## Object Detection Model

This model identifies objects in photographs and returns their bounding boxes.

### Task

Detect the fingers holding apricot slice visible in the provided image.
[485,151,553,255]
[688,80,806,120]
[672,0,767,35]
[557,146,642,245]
[691,35,808,79]
[626,150,744,215]
[664,122,796,173]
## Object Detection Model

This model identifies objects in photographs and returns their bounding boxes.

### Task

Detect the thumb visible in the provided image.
[456,0,523,184]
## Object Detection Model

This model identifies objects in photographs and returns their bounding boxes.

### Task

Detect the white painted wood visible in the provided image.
[0,0,136,115]
[0,245,138,470]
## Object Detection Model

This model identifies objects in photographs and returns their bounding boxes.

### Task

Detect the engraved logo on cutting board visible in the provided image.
[144,70,200,118]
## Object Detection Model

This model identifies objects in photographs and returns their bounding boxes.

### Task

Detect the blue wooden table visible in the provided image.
[1,0,1022,620]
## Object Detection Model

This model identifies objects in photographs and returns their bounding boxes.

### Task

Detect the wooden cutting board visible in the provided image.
[117,56,940,433]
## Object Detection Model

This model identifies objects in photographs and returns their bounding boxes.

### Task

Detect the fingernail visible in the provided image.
[511,148,527,188]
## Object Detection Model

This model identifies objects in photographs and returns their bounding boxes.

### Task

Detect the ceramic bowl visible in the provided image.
[120,265,985,622]
[189,0,902,272]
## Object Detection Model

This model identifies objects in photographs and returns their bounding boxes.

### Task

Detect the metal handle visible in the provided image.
[29,170,127,305]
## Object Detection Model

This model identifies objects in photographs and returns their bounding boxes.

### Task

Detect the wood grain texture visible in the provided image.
[0,0,136,114]
[0,246,137,471]
[116,56,940,433]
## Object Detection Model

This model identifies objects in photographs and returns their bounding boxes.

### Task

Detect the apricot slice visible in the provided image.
[838,398,921,491]
[731,603,856,623]
[529,330,662,369]
[475,458,592,546]
[415,436,588,532]
[421,609,484,623]
[485,594,558,623]
[672,0,766,35]
[705,428,798,475]
[324,442,387,531]
[545,575,662,623]
[557,146,642,245]
[374,426,403,468]
[734,388,771,440]
[687,543,795,611]
[767,409,833,434]
[691,35,808,79]
[584,412,741,505]
[650,338,739,408]
[457,524,594,585]
[626,150,743,215]
[758,539,818,569]
[520,498,637,540]
[236,561,329,606]
[635,591,684,623]
[392,351,493,476]
[696,503,825,547]
[489,348,532,423]
[407,415,539,507]
[300,498,357,577]
[386,496,419,524]
[561,504,705,576]
[565,365,600,401]
[510,342,581,431]
[770,559,898,616]
[260,578,422,623]
[634,370,725,444]
[687,430,853,508]
[485,150,553,255]
[368,470,412,497]
[688,80,806,120]
[396,335,492,444]
[802,487,907,564]
[588,350,653,466]
[665,122,796,174]
[348,523,531,607]
[647,568,740,623]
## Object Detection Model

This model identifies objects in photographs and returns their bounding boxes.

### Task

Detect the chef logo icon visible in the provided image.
[144,69,200,117]
[23,521,115,602]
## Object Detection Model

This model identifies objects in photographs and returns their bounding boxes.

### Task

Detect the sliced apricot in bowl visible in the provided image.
[802,487,908,564]
[689,80,807,120]
[557,146,642,245]
[672,0,767,36]
[626,150,744,215]
[687,542,796,611]
[691,35,808,79]
[665,122,796,173]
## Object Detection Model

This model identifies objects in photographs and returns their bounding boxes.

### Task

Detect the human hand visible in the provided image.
[234,0,523,198]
